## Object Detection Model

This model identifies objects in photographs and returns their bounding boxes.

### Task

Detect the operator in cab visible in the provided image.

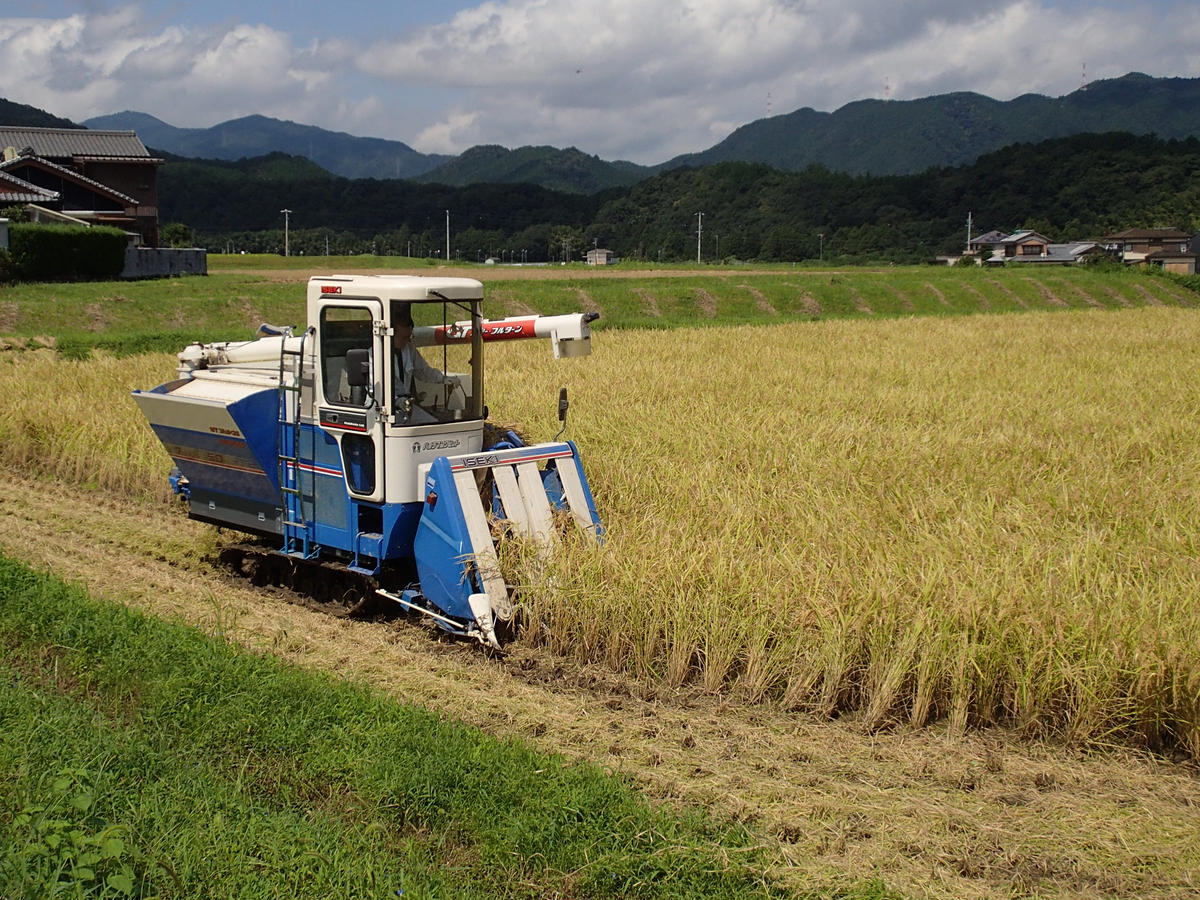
[390,302,460,425]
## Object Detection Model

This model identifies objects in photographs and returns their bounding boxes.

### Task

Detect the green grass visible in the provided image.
[479,266,1198,328]
[0,553,831,900]
[2,263,1196,358]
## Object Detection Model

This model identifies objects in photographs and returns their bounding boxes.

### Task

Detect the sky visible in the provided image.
[3,0,1199,165]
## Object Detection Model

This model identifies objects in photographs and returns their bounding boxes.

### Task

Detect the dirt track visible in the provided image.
[2,467,1197,899]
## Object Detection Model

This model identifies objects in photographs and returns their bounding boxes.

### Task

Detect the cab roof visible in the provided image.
[307,274,484,303]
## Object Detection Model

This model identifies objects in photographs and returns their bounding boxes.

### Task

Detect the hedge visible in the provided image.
[9,223,128,281]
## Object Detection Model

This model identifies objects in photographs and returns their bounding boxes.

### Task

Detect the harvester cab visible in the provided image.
[132,274,602,649]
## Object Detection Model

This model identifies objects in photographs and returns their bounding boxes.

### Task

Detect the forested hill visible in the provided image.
[412,145,652,193]
[661,73,1200,176]
[0,98,80,130]
[162,131,1200,263]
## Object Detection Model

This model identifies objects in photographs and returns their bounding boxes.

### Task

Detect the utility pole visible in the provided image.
[696,211,703,264]
[280,208,292,257]
[818,232,824,261]
[445,209,450,263]
[965,211,973,254]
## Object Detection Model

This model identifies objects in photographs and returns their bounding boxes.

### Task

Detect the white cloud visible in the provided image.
[413,111,482,155]
[0,7,346,128]
[3,0,1200,164]
[364,0,1200,161]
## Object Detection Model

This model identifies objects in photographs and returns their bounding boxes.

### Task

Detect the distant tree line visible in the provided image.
[161,133,1200,263]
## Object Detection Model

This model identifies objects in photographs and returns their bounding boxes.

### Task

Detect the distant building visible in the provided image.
[1008,241,1107,265]
[1102,228,1196,275]
[950,229,1107,267]
[996,230,1052,260]
[967,229,1009,259]
[586,248,614,266]
[0,126,163,247]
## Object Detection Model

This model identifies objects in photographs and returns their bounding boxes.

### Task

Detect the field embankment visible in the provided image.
[1,263,1194,353]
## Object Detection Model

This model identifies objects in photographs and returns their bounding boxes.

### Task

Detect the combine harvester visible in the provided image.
[133,274,602,648]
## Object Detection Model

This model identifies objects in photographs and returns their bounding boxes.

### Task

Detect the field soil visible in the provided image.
[2,466,1197,900]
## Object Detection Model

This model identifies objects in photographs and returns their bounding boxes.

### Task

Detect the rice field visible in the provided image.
[496,306,1200,758]
[1,296,1198,760]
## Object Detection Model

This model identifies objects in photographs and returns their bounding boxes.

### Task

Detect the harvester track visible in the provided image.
[214,541,396,620]
[211,539,520,648]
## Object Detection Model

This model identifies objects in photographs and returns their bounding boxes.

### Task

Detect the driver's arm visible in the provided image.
[410,348,457,385]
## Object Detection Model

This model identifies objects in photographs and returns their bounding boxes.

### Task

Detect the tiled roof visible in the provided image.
[969,230,1008,246]
[1102,227,1191,241]
[1002,230,1050,244]
[0,126,150,160]
[0,170,59,203]
[0,155,138,205]
[1006,242,1105,264]
[73,154,163,165]
[1145,248,1197,260]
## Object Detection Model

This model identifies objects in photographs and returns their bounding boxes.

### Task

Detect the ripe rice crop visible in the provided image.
[489,307,1200,758]
[0,350,177,500]
[3,305,1198,757]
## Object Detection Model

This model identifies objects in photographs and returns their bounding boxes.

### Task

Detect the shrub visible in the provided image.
[9,223,127,281]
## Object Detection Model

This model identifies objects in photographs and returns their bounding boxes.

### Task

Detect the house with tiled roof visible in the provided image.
[1102,227,1196,275]
[997,230,1052,260]
[0,126,162,246]
[1008,241,1107,265]
[951,228,1111,267]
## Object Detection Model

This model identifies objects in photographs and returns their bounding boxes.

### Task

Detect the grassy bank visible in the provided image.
[1,264,1196,357]
[0,554,813,900]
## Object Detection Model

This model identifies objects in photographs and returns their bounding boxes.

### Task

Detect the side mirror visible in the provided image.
[345,348,369,387]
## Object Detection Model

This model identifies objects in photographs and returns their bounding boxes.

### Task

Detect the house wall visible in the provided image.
[80,161,157,206]
[80,161,160,247]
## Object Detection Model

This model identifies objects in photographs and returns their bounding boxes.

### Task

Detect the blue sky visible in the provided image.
[4,0,1199,164]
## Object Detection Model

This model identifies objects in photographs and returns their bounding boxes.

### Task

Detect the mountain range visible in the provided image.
[79,110,451,180]
[5,72,1200,194]
[661,72,1200,175]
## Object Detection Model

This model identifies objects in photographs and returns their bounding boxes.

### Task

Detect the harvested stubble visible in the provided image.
[4,306,1199,759]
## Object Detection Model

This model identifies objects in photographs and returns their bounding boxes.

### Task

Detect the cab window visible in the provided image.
[321,306,373,406]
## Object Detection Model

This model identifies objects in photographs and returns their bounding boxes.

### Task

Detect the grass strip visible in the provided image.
[0,554,853,900]
[3,266,1198,357]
